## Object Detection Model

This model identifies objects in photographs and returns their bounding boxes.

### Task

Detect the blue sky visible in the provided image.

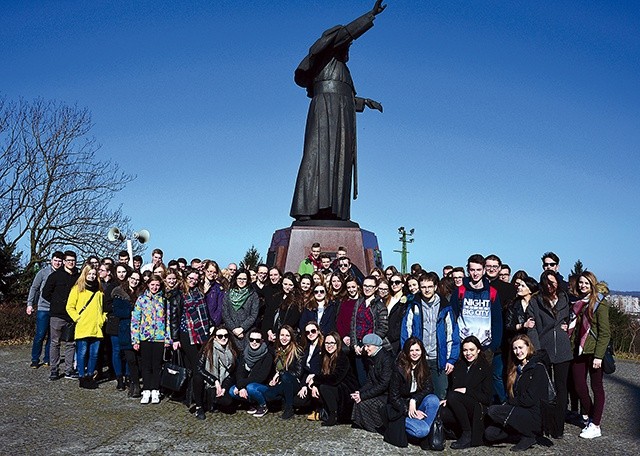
[3,1,639,290]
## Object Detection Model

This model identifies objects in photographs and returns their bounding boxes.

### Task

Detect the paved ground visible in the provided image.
[1,344,638,455]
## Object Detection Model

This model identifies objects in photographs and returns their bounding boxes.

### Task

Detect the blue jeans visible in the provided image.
[406,394,440,438]
[492,352,507,403]
[229,383,269,406]
[427,358,448,400]
[110,335,128,377]
[31,311,51,364]
[76,338,101,378]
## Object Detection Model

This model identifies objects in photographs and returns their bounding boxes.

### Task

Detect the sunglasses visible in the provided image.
[215,333,229,339]
[249,337,262,343]
[390,280,403,285]
[543,262,557,267]
[314,289,326,294]
[305,328,317,335]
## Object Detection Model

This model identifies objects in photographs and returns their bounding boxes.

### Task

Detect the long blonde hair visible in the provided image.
[75,265,103,293]
[506,334,535,398]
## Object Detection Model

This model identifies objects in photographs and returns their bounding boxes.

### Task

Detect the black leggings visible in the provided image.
[446,391,479,432]
[192,373,234,409]
[124,349,141,385]
[139,341,164,390]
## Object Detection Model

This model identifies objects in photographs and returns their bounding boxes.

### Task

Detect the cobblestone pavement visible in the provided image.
[1,344,638,455]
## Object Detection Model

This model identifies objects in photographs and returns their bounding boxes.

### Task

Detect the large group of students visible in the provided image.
[26,244,611,451]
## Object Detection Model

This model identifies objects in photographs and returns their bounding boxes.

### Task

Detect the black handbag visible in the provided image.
[104,315,120,336]
[428,408,445,451]
[160,349,190,392]
[601,341,616,374]
[60,292,97,342]
[60,322,77,342]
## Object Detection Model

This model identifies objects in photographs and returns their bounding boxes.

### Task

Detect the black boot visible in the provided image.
[116,376,125,391]
[79,377,87,389]
[451,431,472,449]
[195,407,206,420]
[131,383,141,398]
[281,406,294,420]
[321,411,338,426]
[511,436,536,452]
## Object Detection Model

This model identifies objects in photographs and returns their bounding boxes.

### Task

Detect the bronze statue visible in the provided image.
[290,1,386,223]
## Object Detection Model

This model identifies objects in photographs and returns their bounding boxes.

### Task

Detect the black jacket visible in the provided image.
[387,363,433,416]
[360,348,393,401]
[42,268,79,321]
[299,343,322,381]
[235,351,274,390]
[450,356,493,406]
[311,352,358,391]
[386,299,408,354]
[526,291,573,364]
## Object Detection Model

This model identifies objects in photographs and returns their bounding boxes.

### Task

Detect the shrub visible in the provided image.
[0,302,34,344]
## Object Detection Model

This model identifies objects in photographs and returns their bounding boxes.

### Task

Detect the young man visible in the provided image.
[401,272,460,399]
[26,251,64,368]
[449,254,502,363]
[42,250,80,381]
[117,250,130,265]
[541,251,569,291]
[499,264,511,282]
[141,248,163,273]
[337,256,364,285]
[132,255,143,272]
[451,267,465,289]
[484,254,516,403]
[319,254,333,275]
[298,242,322,275]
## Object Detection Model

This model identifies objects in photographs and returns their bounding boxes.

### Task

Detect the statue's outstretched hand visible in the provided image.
[372,0,387,15]
[365,98,383,112]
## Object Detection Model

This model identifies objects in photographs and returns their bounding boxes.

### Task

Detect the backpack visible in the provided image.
[456,284,498,313]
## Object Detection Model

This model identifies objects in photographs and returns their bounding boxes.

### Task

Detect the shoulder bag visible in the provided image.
[60,292,97,342]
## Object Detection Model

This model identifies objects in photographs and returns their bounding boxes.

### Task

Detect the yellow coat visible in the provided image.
[66,287,106,339]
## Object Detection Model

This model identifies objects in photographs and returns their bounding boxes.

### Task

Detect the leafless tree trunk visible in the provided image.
[0,96,136,271]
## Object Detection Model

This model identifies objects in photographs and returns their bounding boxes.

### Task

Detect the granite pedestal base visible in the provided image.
[267,224,382,275]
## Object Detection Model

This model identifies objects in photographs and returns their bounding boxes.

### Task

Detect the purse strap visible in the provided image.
[77,291,97,316]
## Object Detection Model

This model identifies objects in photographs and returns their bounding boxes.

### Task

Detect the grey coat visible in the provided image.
[526,290,573,364]
[222,289,259,350]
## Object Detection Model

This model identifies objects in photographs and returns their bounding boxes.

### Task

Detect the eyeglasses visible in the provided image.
[543,262,557,267]
[362,284,376,289]
[339,264,349,268]
[187,276,199,281]
[129,278,140,283]
[314,289,325,294]
[485,265,500,270]
[305,329,317,335]
[215,333,229,339]
[378,287,389,292]
[64,259,76,263]
[249,337,262,343]
[324,341,336,346]
[237,277,248,281]
[390,280,403,285]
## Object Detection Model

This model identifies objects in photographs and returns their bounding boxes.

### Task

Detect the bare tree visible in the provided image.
[0,96,135,271]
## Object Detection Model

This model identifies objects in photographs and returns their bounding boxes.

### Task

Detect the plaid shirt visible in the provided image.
[181,288,211,345]
[355,301,374,342]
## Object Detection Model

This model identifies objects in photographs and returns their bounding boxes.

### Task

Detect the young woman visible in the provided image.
[294,321,324,420]
[171,270,212,407]
[526,271,572,439]
[228,328,274,417]
[263,325,303,419]
[192,326,238,420]
[260,267,283,341]
[506,276,539,336]
[312,271,325,288]
[299,284,337,336]
[203,260,225,328]
[377,278,390,301]
[440,336,492,449]
[405,277,419,298]
[485,334,549,451]
[386,274,408,354]
[569,271,611,439]
[115,263,129,284]
[112,269,142,397]
[222,269,260,350]
[383,338,440,448]
[384,266,399,281]
[273,273,304,340]
[327,271,348,306]
[66,265,105,389]
[299,274,314,309]
[350,333,393,432]
[308,332,358,426]
[131,275,171,405]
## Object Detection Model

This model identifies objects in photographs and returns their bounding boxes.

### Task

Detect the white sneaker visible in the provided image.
[151,390,160,404]
[580,422,601,439]
[140,390,151,404]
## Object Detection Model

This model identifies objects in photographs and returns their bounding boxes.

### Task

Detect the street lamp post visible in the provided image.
[393,226,414,275]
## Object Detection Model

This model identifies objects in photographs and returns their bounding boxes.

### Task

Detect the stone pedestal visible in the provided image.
[267,223,382,274]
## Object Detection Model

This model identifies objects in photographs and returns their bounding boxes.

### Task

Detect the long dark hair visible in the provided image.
[200,325,238,372]
[459,335,486,364]
[321,331,342,375]
[278,272,304,312]
[397,337,430,389]
[539,271,560,316]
